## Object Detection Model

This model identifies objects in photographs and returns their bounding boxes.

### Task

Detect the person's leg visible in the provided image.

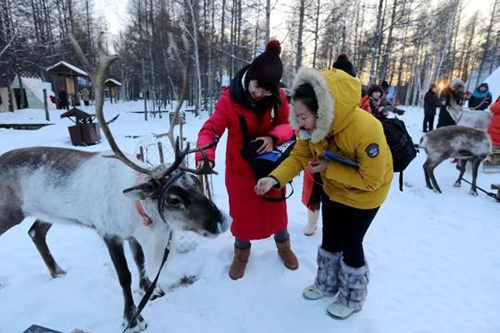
[303,172,322,236]
[304,208,320,236]
[303,196,345,300]
[274,229,299,270]
[327,204,379,319]
[229,238,251,280]
[423,114,428,132]
[429,114,435,131]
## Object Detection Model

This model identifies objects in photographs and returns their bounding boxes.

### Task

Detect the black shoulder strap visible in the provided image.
[399,171,404,192]
[238,115,251,144]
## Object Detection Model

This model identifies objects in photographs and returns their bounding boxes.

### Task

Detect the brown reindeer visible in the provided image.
[420,125,492,195]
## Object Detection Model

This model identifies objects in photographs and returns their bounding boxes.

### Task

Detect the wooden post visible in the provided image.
[43,89,50,121]
[136,146,144,162]
[179,122,184,150]
[17,75,26,108]
[158,142,164,164]
[6,67,14,112]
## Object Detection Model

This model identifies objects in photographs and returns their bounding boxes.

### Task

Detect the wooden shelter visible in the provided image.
[46,61,89,108]
[105,78,122,103]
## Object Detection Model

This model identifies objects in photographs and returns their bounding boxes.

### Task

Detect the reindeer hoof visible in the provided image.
[454,181,461,187]
[50,266,67,278]
[122,314,147,332]
[140,280,165,300]
[433,189,442,194]
[470,190,479,197]
[150,285,165,300]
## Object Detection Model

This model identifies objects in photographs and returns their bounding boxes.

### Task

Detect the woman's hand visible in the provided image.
[255,177,278,195]
[308,160,327,173]
[254,136,274,154]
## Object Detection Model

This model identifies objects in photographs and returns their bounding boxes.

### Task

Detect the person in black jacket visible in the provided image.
[437,78,465,128]
[367,85,387,119]
[423,83,440,132]
[468,83,492,110]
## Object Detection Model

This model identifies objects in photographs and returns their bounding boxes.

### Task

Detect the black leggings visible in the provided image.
[321,195,379,268]
[423,114,435,132]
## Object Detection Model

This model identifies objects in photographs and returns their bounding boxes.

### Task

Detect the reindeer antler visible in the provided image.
[69,32,154,176]
[154,127,220,178]
[165,33,192,149]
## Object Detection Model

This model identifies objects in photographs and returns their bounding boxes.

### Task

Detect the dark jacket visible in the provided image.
[468,83,492,110]
[370,97,387,119]
[424,89,440,116]
[437,79,465,128]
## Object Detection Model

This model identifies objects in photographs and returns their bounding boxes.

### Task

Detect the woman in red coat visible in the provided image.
[489,99,500,146]
[195,40,298,280]
[488,98,500,163]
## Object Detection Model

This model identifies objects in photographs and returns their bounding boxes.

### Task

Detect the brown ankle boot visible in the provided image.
[229,246,250,280]
[276,239,299,270]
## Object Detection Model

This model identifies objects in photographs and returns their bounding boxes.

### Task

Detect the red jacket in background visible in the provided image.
[196,88,293,241]
[359,96,372,114]
[489,101,500,146]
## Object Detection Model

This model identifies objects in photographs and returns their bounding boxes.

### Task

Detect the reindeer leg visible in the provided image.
[104,236,147,332]
[28,221,66,278]
[469,159,481,196]
[128,238,165,300]
[423,160,434,190]
[454,160,467,187]
[427,162,443,194]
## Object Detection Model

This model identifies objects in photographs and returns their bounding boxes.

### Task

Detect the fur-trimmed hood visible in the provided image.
[450,78,465,91]
[290,68,362,143]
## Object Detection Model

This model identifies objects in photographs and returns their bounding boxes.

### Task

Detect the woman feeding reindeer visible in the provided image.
[255,67,393,319]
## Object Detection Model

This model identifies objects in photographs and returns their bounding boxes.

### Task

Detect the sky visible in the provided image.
[94,0,496,40]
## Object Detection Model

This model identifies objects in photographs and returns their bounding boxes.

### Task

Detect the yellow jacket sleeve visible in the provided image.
[270,139,312,187]
[323,127,392,191]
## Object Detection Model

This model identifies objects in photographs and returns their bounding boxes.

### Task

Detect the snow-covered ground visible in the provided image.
[0,102,499,333]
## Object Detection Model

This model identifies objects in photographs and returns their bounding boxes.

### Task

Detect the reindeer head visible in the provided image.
[121,138,229,237]
[69,32,228,238]
[123,170,229,237]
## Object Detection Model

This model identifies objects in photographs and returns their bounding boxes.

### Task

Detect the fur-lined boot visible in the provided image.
[303,247,341,300]
[229,246,250,280]
[327,259,369,319]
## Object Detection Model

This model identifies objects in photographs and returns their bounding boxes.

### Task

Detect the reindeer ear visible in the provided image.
[123,182,158,200]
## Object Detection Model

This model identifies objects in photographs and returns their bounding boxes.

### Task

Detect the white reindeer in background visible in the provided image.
[447,100,493,130]
[0,34,229,332]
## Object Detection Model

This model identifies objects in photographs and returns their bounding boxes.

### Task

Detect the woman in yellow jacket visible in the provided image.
[255,68,393,319]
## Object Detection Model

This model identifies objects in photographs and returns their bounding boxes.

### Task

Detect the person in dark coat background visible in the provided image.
[423,83,440,132]
[468,83,492,110]
[437,78,465,128]
[58,89,69,110]
[367,85,387,119]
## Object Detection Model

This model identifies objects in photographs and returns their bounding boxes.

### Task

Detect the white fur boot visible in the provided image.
[327,259,369,320]
[303,209,319,236]
[303,248,341,300]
